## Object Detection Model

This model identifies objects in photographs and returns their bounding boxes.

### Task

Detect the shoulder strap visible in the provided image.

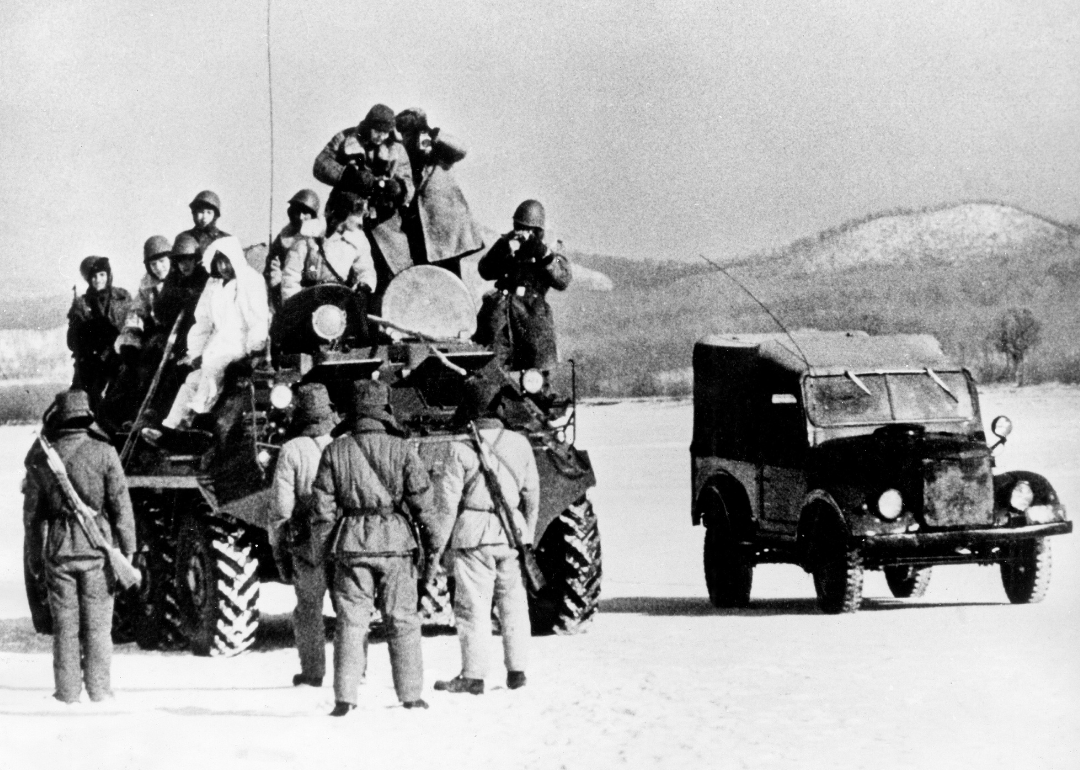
[349,434,394,503]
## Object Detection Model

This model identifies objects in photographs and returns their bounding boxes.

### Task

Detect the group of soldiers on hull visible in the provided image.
[34,103,571,711]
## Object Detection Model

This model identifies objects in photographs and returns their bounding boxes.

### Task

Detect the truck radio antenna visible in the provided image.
[265,0,275,245]
[698,254,810,368]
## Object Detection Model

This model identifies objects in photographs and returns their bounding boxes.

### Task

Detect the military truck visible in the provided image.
[25,266,601,655]
[690,330,1071,613]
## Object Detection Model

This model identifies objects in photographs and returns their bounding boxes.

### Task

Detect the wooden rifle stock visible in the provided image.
[467,422,546,593]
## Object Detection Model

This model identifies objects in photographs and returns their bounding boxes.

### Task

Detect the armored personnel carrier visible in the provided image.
[25,266,601,655]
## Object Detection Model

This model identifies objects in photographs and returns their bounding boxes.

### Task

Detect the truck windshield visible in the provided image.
[805,372,974,426]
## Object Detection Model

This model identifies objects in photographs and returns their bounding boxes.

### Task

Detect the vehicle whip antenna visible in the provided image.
[265,0,275,245]
[698,254,810,367]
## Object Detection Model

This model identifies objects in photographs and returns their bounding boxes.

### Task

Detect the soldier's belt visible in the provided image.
[342,506,397,517]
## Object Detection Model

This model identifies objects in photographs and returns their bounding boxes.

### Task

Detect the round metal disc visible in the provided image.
[380,265,477,340]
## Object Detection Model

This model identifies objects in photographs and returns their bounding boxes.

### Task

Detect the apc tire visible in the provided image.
[1001,538,1051,604]
[883,566,932,599]
[131,495,186,651]
[812,517,864,614]
[175,508,260,656]
[702,500,753,608]
[23,538,52,635]
[529,497,602,635]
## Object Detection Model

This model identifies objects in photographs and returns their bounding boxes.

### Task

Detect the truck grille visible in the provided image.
[921,451,994,528]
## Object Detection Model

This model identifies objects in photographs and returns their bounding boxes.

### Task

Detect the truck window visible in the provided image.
[805,374,891,426]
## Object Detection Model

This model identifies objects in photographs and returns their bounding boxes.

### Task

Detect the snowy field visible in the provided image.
[0,386,1077,769]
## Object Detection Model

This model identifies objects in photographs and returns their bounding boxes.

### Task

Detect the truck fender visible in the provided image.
[993,470,1062,510]
[693,474,752,536]
[796,490,847,571]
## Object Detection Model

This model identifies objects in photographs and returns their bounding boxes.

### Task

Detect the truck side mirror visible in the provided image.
[989,415,1012,451]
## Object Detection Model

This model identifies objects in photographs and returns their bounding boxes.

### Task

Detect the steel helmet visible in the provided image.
[172,232,201,259]
[288,189,321,217]
[143,235,172,263]
[512,199,546,230]
[189,190,221,216]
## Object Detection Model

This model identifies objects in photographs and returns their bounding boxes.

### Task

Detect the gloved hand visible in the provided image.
[340,163,375,195]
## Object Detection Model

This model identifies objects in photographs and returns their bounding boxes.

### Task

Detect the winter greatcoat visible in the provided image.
[311,416,440,705]
[429,418,539,681]
[23,424,136,702]
[474,235,572,371]
[162,238,269,427]
[280,226,376,303]
[313,127,415,277]
[403,133,484,265]
[67,284,132,408]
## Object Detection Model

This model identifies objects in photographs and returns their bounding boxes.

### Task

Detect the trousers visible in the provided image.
[292,558,328,680]
[46,556,115,702]
[162,346,240,428]
[331,555,422,704]
[451,543,530,680]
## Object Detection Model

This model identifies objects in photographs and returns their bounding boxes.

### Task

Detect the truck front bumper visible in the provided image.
[858,521,1072,568]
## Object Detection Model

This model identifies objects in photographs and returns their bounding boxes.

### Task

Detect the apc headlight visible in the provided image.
[1009,480,1034,512]
[876,489,904,520]
[256,449,273,468]
[311,304,347,341]
[269,384,294,410]
[521,369,545,394]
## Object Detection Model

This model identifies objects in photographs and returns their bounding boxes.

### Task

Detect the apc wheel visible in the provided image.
[811,516,864,614]
[23,537,52,635]
[131,496,186,651]
[883,566,932,599]
[702,499,753,608]
[530,497,602,635]
[175,509,260,656]
[1001,538,1051,604]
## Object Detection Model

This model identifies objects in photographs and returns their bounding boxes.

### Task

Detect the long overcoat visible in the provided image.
[406,134,484,265]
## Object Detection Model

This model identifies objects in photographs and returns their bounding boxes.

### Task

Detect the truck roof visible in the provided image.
[695,330,955,375]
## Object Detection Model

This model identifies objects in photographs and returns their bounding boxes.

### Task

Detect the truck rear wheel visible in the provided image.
[811,516,863,614]
[702,497,753,608]
[530,497,602,635]
[175,507,260,656]
[883,566,932,599]
[1001,538,1051,604]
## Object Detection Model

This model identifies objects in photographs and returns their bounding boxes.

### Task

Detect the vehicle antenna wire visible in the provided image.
[266,0,275,245]
[698,254,810,367]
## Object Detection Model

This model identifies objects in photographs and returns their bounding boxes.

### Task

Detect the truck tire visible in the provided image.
[883,566,932,599]
[175,508,260,656]
[23,539,52,635]
[132,497,186,650]
[811,517,864,614]
[530,496,602,635]
[1001,538,1051,604]
[702,503,753,608]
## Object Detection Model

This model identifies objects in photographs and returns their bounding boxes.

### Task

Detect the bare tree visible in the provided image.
[990,308,1042,385]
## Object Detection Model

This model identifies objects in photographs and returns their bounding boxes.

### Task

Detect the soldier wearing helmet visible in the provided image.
[66,256,132,411]
[313,104,415,293]
[474,200,572,372]
[177,190,230,257]
[264,189,326,311]
[395,108,485,275]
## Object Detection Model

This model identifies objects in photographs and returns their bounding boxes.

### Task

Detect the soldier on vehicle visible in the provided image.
[145,237,268,441]
[311,381,440,715]
[177,190,230,256]
[23,389,137,704]
[313,104,415,290]
[267,383,339,689]
[395,108,485,275]
[156,233,210,356]
[474,199,572,373]
[430,378,539,695]
[279,219,376,303]
[264,189,325,311]
[67,256,132,411]
[98,237,173,432]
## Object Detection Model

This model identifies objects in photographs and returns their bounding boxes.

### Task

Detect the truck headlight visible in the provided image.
[1025,505,1059,525]
[1009,480,1034,512]
[521,369,545,394]
[270,384,294,410]
[311,304,347,341]
[876,489,903,520]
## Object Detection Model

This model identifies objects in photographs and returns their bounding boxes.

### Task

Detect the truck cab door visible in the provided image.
[759,391,808,534]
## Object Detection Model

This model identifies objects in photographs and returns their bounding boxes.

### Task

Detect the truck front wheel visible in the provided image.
[811,516,863,614]
[1001,538,1051,604]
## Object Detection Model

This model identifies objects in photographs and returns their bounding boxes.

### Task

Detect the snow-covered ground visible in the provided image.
[0,386,1077,769]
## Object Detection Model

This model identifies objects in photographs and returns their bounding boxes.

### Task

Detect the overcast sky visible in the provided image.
[1,0,1077,296]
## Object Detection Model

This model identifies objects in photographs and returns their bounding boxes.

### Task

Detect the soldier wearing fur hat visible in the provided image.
[177,190,230,257]
[311,380,439,714]
[429,378,539,696]
[474,199,572,373]
[313,104,415,291]
[267,383,339,688]
[23,389,136,703]
[67,256,132,411]
[395,108,485,274]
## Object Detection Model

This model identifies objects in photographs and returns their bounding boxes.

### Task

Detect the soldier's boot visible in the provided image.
[293,674,323,687]
[329,701,355,717]
[402,699,429,709]
[433,676,484,695]
[507,671,527,690]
